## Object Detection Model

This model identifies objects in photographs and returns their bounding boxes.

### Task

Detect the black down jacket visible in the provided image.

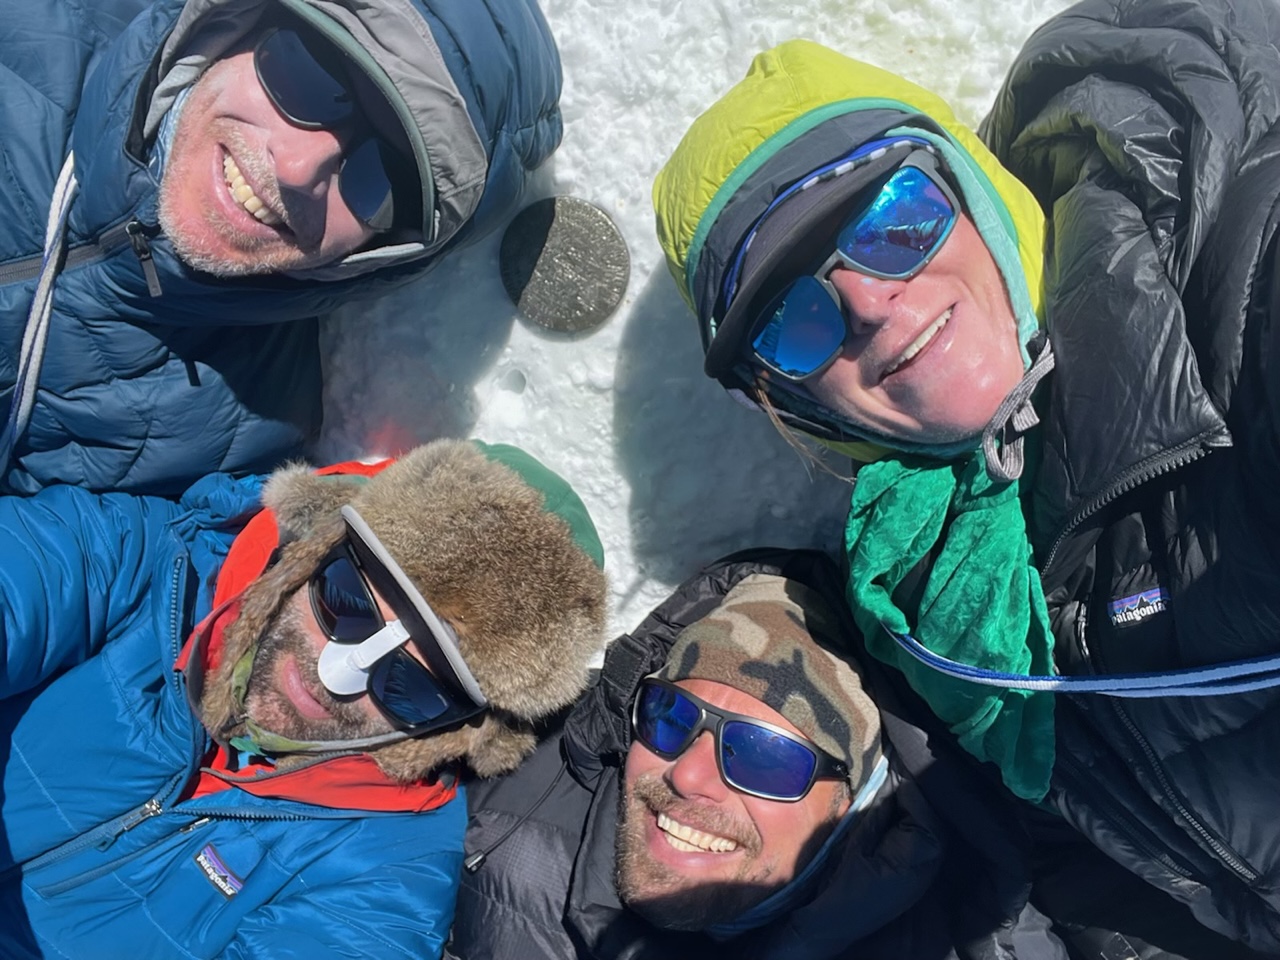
[981,0,1280,951]
[445,549,1070,960]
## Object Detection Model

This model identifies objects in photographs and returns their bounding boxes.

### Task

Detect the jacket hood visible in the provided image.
[132,0,562,277]
[652,39,1046,458]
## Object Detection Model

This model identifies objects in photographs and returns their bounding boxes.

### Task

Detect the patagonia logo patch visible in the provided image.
[194,844,243,899]
[1109,588,1168,627]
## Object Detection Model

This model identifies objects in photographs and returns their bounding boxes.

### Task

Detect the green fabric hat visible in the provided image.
[471,440,605,570]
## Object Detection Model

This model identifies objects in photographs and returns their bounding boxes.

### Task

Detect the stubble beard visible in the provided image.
[241,602,392,744]
[157,87,319,278]
[614,771,775,932]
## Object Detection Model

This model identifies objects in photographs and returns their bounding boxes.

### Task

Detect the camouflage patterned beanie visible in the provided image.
[654,573,883,792]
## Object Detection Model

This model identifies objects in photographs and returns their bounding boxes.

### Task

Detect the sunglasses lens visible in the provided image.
[341,138,396,231]
[256,28,354,128]
[752,275,847,379]
[634,682,700,756]
[836,165,955,278]
[720,720,818,800]
[369,648,453,727]
[311,554,380,643]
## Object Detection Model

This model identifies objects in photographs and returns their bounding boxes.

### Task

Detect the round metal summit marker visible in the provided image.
[499,196,630,334]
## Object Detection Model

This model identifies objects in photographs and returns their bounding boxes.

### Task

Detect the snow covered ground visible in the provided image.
[317,0,1076,635]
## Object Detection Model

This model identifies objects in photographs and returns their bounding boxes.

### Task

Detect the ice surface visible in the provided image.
[316,0,1076,636]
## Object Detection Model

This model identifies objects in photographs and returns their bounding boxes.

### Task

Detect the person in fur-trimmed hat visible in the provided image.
[0,438,606,960]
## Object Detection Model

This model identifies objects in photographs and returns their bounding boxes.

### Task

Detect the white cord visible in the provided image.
[0,151,79,475]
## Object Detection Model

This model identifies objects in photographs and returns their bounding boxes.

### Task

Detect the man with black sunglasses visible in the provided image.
[448,550,1072,960]
[0,0,563,495]
[0,438,607,958]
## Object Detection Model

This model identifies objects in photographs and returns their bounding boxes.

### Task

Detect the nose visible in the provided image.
[666,731,729,800]
[826,265,907,335]
[269,124,345,198]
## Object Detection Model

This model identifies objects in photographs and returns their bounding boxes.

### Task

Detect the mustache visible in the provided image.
[223,131,286,221]
[245,602,390,739]
[629,772,763,855]
[222,129,325,250]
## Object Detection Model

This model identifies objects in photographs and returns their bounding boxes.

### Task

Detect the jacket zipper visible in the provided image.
[34,814,215,898]
[1107,699,1258,882]
[1040,431,1222,576]
[125,221,163,296]
[1055,748,1194,880]
[0,791,170,886]
[166,553,190,694]
[95,798,164,851]
[1042,427,1257,884]
[34,809,315,899]
[0,219,162,295]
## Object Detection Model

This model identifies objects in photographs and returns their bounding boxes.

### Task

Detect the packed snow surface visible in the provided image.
[317,0,1076,636]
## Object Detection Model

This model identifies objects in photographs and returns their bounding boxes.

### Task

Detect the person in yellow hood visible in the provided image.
[657,19,1280,958]
[656,38,1058,811]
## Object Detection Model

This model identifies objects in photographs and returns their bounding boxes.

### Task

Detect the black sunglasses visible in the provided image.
[309,542,481,731]
[253,25,413,232]
[631,678,849,802]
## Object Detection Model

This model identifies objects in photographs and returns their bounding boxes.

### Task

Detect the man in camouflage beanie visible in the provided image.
[617,573,883,933]
[649,573,883,801]
[451,553,1073,959]
[457,554,1076,960]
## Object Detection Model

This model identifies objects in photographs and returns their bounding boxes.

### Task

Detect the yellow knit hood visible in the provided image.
[653,39,1046,460]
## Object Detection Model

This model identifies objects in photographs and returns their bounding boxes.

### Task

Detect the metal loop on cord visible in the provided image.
[982,337,1055,482]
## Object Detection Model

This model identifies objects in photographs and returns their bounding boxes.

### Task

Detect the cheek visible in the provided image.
[623,745,663,789]
[747,794,834,878]
[323,208,374,257]
[806,361,870,419]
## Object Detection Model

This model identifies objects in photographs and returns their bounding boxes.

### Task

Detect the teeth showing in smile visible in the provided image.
[222,154,282,226]
[656,812,738,854]
[884,307,952,375]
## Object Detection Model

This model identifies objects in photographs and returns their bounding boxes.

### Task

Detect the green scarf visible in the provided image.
[844,451,1055,801]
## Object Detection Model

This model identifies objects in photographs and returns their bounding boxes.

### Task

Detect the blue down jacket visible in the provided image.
[0,0,562,495]
[0,479,466,959]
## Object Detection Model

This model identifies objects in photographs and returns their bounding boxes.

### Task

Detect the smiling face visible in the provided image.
[615,679,849,931]
[157,36,400,277]
[242,586,420,743]
[799,212,1024,445]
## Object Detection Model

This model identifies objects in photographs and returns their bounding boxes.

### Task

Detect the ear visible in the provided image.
[262,463,363,542]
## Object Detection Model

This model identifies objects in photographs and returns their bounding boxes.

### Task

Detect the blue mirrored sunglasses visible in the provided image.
[253,26,410,232]
[631,678,848,802]
[309,544,478,730]
[750,154,959,382]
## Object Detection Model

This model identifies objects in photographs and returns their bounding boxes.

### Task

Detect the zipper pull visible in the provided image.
[125,221,163,297]
[96,798,163,851]
[180,816,212,834]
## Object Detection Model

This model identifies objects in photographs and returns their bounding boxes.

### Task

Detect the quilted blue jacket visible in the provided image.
[0,0,563,495]
[0,478,466,959]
